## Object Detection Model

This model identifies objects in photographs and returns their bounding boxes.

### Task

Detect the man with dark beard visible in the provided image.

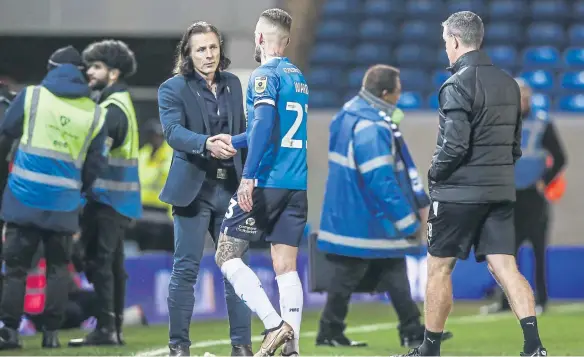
[69,39,141,347]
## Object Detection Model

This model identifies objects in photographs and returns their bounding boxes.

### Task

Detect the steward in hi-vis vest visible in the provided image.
[69,39,140,347]
[0,46,107,351]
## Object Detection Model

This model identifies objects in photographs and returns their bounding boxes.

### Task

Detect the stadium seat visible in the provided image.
[307,67,344,88]
[348,67,369,89]
[400,69,428,91]
[316,20,352,41]
[359,20,398,42]
[353,44,392,65]
[485,22,522,44]
[527,23,566,46]
[310,90,341,109]
[563,48,584,69]
[432,70,450,87]
[446,0,486,15]
[397,92,423,110]
[395,45,435,68]
[485,45,518,68]
[521,46,560,69]
[488,0,526,20]
[310,44,352,65]
[573,1,584,20]
[530,0,569,21]
[428,94,440,109]
[519,70,555,92]
[405,0,443,20]
[568,25,584,46]
[560,71,584,91]
[401,21,439,44]
[436,49,450,68]
[364,0,404,18]
[321,0,357,17]
[531,93,551,111]
[557,94,584,112]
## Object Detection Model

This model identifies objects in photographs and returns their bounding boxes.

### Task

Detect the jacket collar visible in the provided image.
[447,50,492,74]
[98,81,128,103]
[358,88,396,117]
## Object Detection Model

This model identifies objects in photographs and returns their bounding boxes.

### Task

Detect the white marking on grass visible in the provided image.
[136,303,584,356]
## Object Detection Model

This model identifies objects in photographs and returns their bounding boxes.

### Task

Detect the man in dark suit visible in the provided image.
[157,22,251,357]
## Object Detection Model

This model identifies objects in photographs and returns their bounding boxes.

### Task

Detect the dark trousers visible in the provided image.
[29,290,99,330]
[80,202,129,330]
[168,175,251,347]
[319,255,421,337]
[0,223,72,330]
[501,187,549,307]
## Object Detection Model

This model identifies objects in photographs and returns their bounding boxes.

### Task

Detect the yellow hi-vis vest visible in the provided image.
[91,90,142,219]
[138,142,172,209]
[9,85,105,211]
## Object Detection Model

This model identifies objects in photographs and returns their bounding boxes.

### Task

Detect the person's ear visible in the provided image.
[453,36,460,50]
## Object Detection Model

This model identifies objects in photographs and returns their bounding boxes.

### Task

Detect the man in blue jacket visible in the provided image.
[0,46,107,350]
[316,65,452,349]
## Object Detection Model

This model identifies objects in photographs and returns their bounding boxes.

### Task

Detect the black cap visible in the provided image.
[48,46,84,69]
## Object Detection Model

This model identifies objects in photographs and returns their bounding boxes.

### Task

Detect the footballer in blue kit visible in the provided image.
[216,8,307,357]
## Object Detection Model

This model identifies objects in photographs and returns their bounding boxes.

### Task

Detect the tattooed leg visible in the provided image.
[215,233,249,268]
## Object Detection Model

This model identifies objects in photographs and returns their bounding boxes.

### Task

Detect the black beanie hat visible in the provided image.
[47,46,84,69]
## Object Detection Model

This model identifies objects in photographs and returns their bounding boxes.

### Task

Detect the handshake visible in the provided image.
[205,134,238,159]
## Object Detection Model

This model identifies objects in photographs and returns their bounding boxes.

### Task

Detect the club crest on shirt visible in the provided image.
[254,76,267,94]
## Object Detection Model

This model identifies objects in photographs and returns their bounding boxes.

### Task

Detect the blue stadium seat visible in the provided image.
[353,44,392,65]
[519,70,555,92]
[527,23,566,46]
[310,44,352,65]
[364,0,404,18]
[485,22,522,44]
[310,90,340,109]
[530,0,569,21]
[446,0,486,15]
[348,67,368,89]
[316,20,351,41]
[488,0,526,20]
[397,92,423,110]
[531,93,551,111]
[428,94,440,109]
[359,20,398,42]
[432,71,450,87]
[400,69,428,91]
[521,46,560,69]
[485,46,518,68]
[321,0,357,17]
[401,21,438,44]
[573,1,584,20]
[560,71,584,91]
[405,0,443,20]
[568,25,584,46]
[395,45,435,68]
[563,48,584,69]
[557,94,584,112]
[307,67,344,88]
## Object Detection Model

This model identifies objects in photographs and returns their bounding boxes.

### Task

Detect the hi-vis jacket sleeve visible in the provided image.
[353,120,419,235]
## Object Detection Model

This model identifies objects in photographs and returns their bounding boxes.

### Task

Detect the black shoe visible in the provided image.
[231,344,253,356]
[0,327,21,350]
[68,327,118,347]
[169,344,190,356]
[42,330,61,348]
[315,333,367,347]
[400,326,454,348]
[391,347,423,356]
[521,346,548,356]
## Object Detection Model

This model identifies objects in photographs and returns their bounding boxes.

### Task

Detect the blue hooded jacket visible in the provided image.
[318,96,422,259]
[0,64,106,233]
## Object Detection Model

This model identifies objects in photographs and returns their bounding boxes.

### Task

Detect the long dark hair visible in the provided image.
[173,21,231,76]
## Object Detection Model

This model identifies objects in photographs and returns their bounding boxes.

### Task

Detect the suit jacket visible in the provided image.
[157,72,247,207]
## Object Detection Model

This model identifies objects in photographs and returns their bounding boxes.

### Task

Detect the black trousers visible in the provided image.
[79,202,129,330]
[501,187,549,307]
[28,290,99,330]
[319,254,421,337]
[0,223,72,330]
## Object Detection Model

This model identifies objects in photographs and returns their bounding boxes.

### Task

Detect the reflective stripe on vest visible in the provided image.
[91,90,142,218]
[9,86,103,211]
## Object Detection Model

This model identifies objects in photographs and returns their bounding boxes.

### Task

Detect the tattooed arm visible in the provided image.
[215,233,250,267]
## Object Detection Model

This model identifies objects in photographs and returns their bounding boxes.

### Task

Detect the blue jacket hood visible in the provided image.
[41,64,91,98]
